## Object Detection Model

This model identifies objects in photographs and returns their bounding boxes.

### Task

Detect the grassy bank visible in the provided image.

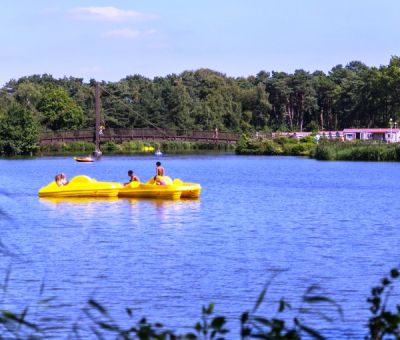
[38,140,235,155]
[314,140,400,161]
[235,135,316,156]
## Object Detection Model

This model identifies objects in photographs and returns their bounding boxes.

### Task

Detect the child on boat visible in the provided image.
[60,173,69,185]
[154,176,166,185]
[156,162,165,176]
[55,174,63,186]
[55,173,69,186]
[125,170,140,185]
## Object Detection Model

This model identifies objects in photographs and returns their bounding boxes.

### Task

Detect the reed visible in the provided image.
[314,140,400,161]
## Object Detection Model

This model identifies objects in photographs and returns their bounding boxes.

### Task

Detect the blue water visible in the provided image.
[1,154,400,338]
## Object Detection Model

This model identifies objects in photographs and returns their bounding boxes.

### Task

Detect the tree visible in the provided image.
[312,71,337,130]
[38,87,84,131]
[0,102,39,155]
[165,78,195,129]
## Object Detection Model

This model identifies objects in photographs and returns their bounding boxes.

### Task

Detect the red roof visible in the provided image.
[343,128,400,133]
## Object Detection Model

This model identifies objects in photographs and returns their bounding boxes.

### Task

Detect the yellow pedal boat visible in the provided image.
[118,176,201,200]
[38,175,123,198]
[172,178,201,198]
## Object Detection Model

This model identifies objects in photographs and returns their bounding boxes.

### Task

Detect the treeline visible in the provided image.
[1,57,400,155]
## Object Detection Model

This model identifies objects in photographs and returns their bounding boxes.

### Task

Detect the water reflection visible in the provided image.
[122,197,201,227]
[39,197,119,205]
[39,197,123,228]
[122,197,200,207]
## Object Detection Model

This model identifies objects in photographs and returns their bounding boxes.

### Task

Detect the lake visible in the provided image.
[1,154,400,338]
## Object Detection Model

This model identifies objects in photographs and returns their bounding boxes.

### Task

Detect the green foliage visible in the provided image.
[366,268,400,339]
[0,103,39,156]
[239,280,343,340]
[1,262,400,339]
[121,141,148,152]
[39,142,95,154]
[299,135,315,144]
[306,120,320,132]
[37,140,234,156]
[236,135,315,156]
[102,141,118,152]
[38,87,84,131]
[314,141,400,161]
[3,58,400,153]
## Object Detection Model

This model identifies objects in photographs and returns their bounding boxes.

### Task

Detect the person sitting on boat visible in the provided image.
[156,161,165,176]
[125,170,140,185]
[153,176,166,185]
[60,173,69,185]
[55,174,64,187]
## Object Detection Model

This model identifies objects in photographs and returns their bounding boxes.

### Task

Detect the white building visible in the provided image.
[342,128,400,143]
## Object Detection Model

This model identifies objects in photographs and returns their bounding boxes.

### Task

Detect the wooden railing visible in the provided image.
[39,128,240,144]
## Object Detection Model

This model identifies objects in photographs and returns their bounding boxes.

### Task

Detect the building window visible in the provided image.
[346,134,353,140]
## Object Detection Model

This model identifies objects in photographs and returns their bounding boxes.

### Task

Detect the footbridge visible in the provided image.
[39,128,240,145]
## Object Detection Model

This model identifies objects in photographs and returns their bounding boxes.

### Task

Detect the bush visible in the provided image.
[102,141,118,152]
[39,142,95,154]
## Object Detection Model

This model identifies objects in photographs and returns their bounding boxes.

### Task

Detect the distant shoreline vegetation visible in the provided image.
[236,135,400,162]
[236,135,316,157]
[38,140,234,156]
[3,138,400,162]
[314,140,400,161]
[1,56,400,157]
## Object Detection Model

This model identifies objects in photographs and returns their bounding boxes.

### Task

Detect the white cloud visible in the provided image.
[103,29,156,40]
[70,6,149,22]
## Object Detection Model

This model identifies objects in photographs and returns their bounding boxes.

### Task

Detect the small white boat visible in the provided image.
[154,150,163,156]
[74,156,94,162]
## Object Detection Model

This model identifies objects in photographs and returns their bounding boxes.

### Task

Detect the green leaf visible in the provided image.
[206,303,215,315]
[1,310,39,330]
[303,295,343,318]
[126,307,133,317]
[253,316,272,327]
[241,312,249,324]
[297,323,325,340]
[195,322,202,332]
[252,287,266,313]
[210,316,226,329]
[97,321,119,332]
[88,299,108,316]
[390,269,399,279]
[279,299,291,312]
[39,297,57,304]
[241,327,251,337]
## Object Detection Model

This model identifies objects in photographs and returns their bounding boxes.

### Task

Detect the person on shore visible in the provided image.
[214,127,219,139]
[156,162,165,176]
[125,170,140,185]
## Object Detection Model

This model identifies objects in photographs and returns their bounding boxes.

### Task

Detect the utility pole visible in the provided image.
[94,81,102,158]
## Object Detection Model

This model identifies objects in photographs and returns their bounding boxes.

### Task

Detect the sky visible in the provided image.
[1,0,400,86]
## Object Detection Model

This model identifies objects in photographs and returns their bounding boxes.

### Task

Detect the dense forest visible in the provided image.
[1,57,400,155]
